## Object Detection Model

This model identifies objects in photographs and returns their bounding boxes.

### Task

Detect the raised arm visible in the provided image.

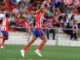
[36,1,47,13]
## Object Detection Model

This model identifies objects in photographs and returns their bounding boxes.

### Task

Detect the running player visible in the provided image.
[20,1,49,57]
[0,14,10,48]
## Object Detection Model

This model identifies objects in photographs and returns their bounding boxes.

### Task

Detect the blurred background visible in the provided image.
[0,0,80,46]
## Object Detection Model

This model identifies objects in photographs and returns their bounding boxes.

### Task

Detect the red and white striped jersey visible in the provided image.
[1,18,10,32]
[35,12,44,28]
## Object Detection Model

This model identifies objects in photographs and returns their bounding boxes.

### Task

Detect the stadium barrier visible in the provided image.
[0,26,80,46]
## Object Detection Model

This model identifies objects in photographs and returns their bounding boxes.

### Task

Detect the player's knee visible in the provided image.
[44,40,47,43]
[45,40,47,43]
[6,38,8,40]
[4,37,8,40]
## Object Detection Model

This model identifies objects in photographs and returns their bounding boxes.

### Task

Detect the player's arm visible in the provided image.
[36,1,47,13]
[8,18,11,27]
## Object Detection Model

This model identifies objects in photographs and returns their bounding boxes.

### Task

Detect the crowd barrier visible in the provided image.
[0,26,80,46]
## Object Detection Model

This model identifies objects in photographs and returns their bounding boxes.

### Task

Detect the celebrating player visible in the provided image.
[20,1,49,57]
[0,14,10,48]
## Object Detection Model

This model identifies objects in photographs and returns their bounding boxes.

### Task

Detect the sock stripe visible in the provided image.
[1,41,4,47]
[0,36,4,39]
[24,46,28,51]
[38,44,43,50]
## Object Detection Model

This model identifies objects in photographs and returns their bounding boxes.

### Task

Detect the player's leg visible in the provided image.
[1,31,8,48]
[24,36,37,50]
[20,36,37,57]
[1,35,8,48]
[35,35,47,57]
[40,35,47,46]
[0,36,4,39]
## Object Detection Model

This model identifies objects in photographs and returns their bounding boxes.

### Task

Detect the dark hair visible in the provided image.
[5,13,10,17]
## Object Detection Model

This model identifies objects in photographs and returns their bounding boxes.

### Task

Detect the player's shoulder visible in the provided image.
[3,18,10,21]
[35,10,41,14]
[4,18,9,19]
[3,18,7,20]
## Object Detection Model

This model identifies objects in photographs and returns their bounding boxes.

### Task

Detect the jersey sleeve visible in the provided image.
[35,10,40,14]
[35,11,38,15]
[35,11,39,17]
[8,18,10,22]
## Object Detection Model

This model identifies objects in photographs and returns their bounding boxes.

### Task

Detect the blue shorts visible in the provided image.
[2,31,8,35]
[33,28,45,37]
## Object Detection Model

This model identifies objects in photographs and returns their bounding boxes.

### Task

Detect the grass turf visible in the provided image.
[0,45,80,60]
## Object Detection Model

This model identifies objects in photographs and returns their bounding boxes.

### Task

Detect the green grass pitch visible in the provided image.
[0,45,80,60]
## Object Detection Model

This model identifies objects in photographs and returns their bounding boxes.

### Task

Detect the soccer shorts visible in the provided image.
[33,28,45,37]
[2,31,8,35]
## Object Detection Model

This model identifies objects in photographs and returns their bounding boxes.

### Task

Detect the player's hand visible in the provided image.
[46,1,50,5]
[43,1,47,4]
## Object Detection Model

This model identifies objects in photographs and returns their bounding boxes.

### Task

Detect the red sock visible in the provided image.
[23,45,28,51]
[0,36,4,39]
[38,44,43,51]
[1,41,4,47]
